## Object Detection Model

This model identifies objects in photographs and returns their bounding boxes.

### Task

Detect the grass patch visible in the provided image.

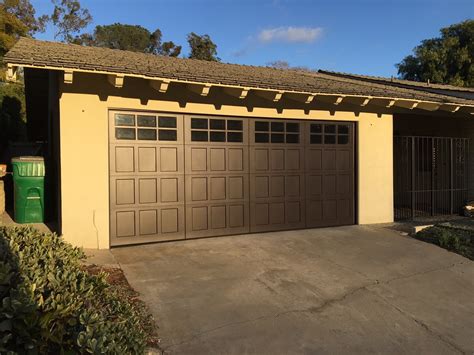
[415,225,474,260]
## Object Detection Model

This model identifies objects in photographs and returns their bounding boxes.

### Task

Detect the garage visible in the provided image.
[109,111,355,246]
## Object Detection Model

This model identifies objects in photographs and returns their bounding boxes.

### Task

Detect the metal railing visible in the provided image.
[394,136,469,220]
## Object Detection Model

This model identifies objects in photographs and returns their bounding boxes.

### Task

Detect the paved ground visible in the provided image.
[111,226,474,354]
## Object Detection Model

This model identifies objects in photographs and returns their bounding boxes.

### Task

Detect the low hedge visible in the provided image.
[0,226,147,354]
[415,225,474,260]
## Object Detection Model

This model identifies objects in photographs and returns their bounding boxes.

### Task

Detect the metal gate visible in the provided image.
[394,136,469,220]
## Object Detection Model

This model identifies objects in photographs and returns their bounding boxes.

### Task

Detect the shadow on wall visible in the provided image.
[0,83,27,157]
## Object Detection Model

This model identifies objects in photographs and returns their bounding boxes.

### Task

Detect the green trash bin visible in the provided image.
[12,156,45,223]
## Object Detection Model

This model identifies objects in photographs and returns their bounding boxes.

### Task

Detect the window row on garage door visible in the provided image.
[109,111,355,246]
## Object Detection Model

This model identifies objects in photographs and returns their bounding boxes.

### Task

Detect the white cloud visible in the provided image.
[258,26,323,44]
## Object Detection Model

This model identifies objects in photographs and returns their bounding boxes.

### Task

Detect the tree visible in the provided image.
[396,20,474,87]
[187,32,219,61]
[0,0,46,56]
[75,23,181,57]
[47,0,92,42]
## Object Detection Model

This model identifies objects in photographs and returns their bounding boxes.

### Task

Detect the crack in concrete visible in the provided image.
[160,260,468,353]
[369,291,466,354]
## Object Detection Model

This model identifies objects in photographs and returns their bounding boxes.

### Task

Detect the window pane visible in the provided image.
[210,131,226,142]
[324,135,336,144]
[137,115,156,127]
[191,130,208,141]
[338,135,349,144]
[159,129,177,141]
[338,125,349,134]
[310,124,322,133]
[271,122,284,132]
[210,119,225,130]
[271,133,284,143]
[227,120,243,131]
[158,116,177,128]
[325,124,336,134]
[310,134,322,144]
[286,134,299,143]
[286,123,299,132]
[115,114,135,126]
[115,127,136,140]
[191,118,208,129]
[255,121,269,131]
[137,129,157,140]
[227,132,243,142]
[255,133,269,143]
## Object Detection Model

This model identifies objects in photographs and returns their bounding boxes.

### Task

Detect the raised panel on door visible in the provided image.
[249,119,306,233]
[109,111,185,246]
[304,121,355,228]
[184,115,250,238]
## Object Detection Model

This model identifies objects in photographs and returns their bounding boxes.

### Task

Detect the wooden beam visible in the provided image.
[416,102,441,111]
[315,95,346,105]
[63,70,73,84]
[438,103,461,113]
[107,74,124,88]
[188,83,212,96]
[393,100,419,110]
[150,79,170,93]
[255,90,284,102]
[370,98,396,108]
[223,87,249,99]
[343,96,372,107]
[286,93,315,104]
[6,64,17,81]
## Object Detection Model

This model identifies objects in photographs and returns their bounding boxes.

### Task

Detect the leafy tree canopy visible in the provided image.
[397,20,474,87]
[75,23,181,57]
[0,0,46,56]
[187,32,219,61]
[47,0,92,42]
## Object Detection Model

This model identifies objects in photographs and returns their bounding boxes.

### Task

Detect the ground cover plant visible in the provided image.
[0,226,158,354]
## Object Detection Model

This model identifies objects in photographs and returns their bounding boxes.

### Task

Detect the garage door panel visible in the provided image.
[250,118,306,232]
[305,121,355,228]
[184,115,250,238]
[109,111,185,245]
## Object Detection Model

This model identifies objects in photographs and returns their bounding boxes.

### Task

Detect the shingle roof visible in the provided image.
[318,70,474,94]
[4,37,474,106]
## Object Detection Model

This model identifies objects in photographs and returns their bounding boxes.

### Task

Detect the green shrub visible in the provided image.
[0,226,147,354]
[415,225,474,260]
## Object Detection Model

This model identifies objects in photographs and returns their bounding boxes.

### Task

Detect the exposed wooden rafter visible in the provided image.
[393,100,419,110]
[6,64,17,81]
[107,74,125,88]
[255,90,284,102]
[63,70,74,84]
[316,94,346,105]
[188,83,212,96]
[223,87,250,99]
[438,104,461,113]
[150,79,170,93]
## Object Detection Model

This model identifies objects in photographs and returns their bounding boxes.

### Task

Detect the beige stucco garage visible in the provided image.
[4,38,474,249]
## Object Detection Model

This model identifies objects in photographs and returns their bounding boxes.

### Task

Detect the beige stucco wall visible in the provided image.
[59,73,394,249]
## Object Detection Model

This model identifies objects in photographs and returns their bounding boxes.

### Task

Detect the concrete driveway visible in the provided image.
[112,225,474,354]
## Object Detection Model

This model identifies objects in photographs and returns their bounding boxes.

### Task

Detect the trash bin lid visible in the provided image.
[11,156,45,177]
[12,156,44,163]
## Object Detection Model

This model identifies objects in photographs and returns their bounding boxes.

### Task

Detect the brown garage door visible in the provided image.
[109,111,185,246]
[304,121,355,227]
[109,111,354,246]
[249,119,306,232]
[184,115,250,238]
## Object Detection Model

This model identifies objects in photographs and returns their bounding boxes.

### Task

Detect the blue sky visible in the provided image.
[31,0,473,77]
